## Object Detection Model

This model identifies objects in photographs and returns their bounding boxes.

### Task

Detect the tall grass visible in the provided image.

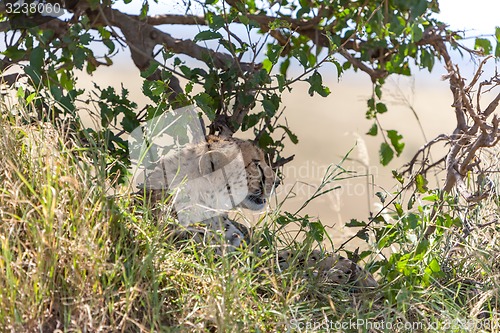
[0,107,499,332]
[0,112,365,332]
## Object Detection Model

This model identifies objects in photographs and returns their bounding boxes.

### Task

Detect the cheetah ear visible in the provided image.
[198,150,229,175]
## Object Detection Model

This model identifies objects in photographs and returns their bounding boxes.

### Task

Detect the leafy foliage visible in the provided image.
[2,0,498,172]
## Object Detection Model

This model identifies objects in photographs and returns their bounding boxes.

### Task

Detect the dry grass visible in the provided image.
[0,110,499,332]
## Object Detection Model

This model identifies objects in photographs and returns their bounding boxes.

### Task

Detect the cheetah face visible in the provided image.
[235,139,278,211]
[141,135,278,223]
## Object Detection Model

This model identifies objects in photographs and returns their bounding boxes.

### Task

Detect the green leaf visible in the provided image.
[296,4,311,18]
[387,130,405,156]
[309,222,325,242]
[258,131,274,147]
[15,87,25,102]
[292,46,309,67]
[121,114,140,133]
[3,46,26,61]
[325,31,341,48]
[262,59,273,73]
[267,44,283,64]
[194,30,223,42]
[239,14,249,25]
[410,0,427,19]
[103,39,115,54]
[29,46,44,73]
[366,123,378,136]
[392,170,404,184]
[376,191,386,204]
[194,93,216,120]
[262,94,280,117]
[207,12,225,30]
[59,71,74,91]
[393,202,403,217]
[342,61,352,71]
[426,258,441,274]
[73,48,87,70]
[279,126,299,144]
[279,58,290,75]
[422,193,439,201]
[407,193,415,209]
[276,74,287,92]
[79,32,92,45]
[276,215,291,225]
[140,2,149,19]
[407,213,419,229]
[412,24,423,42]
[140,62,159,78]
[415,239,430,255]
[367,98,375,110]
[179,65,193,79]
[307,71,330,97]
[307,52,316,67]
[142,80,166,99]
[98,26,111,39]
[366,97,376,118]
[262,99,277,116]
[420,49,435,72]
[25,92,36,104]
[242,113,260,131]
[495,27,500,57]
[24,66,41,85]
[379,142,394,166]
[356,229,369,241]
[474,38,492,54]
[185,81,194,94]
[345,219,367,227]
[415,174,428,193]
[329,58,343,78]
[376,102,388,114]
[375,84,382,99]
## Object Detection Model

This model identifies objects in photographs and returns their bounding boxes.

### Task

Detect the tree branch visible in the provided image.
[91,8,256,74]
[146,10,388,81]
[417,28,500,200]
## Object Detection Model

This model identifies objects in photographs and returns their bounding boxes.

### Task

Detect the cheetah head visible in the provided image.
[204,136,278,211]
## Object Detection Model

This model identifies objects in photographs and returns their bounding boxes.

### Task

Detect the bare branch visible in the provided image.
[101,4,400,82]
[92,7,255,74]
[415,30,500,201]
[272,155,295,169]
[465,55,493,93]
[145,14,207,25]
[459,133,488,175]
[483,91,500,118]
[402,134,449,175]
[452,167,474,201]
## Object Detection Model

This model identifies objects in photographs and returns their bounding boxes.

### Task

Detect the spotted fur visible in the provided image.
[141,135,378,290]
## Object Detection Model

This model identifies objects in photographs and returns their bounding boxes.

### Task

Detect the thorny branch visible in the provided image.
[404,27,500,202]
